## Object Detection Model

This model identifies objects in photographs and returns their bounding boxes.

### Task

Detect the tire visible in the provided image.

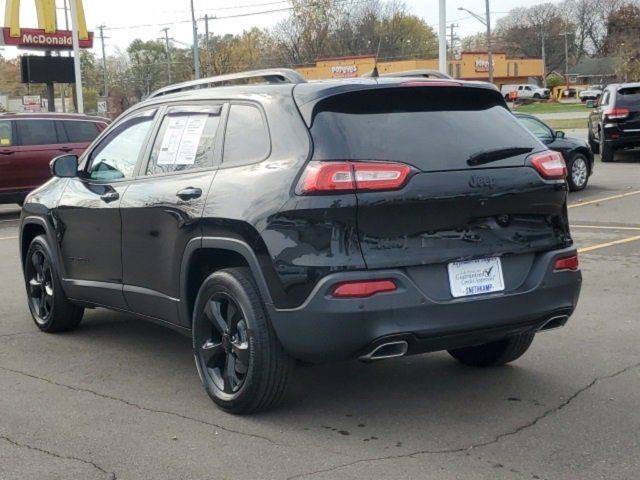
[588,129,600,154]
[601,142,615,162]
[24,235,84,333]
[533,93,541,99]
[448,333,535,367]
[567,153,590,191]
[192,267,294,414]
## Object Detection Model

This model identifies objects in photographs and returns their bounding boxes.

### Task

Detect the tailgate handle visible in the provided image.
[176,187,202,200]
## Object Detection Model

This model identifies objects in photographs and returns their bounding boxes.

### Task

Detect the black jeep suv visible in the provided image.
[588,82,640,162]
[20,69,581,413]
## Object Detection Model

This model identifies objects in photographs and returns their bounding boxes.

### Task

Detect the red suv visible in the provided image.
[0,113,108,205]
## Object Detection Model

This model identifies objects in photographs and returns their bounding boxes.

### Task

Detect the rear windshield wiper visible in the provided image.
[467,147,533,166]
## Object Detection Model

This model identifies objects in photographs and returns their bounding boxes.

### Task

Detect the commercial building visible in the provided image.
[296,51,545,88]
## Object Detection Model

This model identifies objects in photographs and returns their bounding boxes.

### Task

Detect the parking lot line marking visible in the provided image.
[0,236,17,241]
[0,219,18,223]
[569,190,640,208]
[578,234,640,253]
[572,225,640,231]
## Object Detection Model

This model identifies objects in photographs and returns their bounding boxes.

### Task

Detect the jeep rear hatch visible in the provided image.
[300,84,571,270]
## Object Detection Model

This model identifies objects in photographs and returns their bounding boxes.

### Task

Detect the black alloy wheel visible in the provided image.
[196,292,250,395]
[192,267,293,414]
[26,247,54,325]
[24,235,84,332]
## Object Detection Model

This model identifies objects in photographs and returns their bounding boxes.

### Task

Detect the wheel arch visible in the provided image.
[20,217,53,272]
[180,237,274,327]
[570,147,593,173]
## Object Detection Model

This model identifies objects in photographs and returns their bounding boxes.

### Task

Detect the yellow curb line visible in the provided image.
[572,225,640,231]
[578,234,640,253]
[569,190,640,208]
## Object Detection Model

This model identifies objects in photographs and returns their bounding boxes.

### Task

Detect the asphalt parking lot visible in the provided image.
[1,143,639,480]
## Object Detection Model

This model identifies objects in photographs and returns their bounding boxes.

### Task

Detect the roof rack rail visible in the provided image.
[149,68,307,98]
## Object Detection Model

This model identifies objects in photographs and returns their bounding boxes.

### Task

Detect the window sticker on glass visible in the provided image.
[157,114,208,166]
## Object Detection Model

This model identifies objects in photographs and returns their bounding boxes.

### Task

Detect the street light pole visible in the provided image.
[458,5,493,84]
[190,0,200,80]
[438,0,447,75]
[485,0,493,84]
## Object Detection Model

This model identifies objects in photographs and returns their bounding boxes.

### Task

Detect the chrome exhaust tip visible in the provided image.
[537,314,569,332]
[359,340,409,362]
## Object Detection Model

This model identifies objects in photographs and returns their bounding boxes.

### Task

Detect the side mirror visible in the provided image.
[555,130,566,139]
[586,100,595,108]
[50,155,79,178]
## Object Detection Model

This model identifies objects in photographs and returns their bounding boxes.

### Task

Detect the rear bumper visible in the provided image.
[604,134,640,150]
[267,248,581,363]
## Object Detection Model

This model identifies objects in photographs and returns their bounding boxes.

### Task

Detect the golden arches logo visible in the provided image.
[4,0,88,40]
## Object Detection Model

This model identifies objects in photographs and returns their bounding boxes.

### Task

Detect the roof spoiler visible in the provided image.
[149,68,307,98]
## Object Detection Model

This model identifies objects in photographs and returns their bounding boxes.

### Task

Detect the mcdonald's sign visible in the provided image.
[1,0,93,49]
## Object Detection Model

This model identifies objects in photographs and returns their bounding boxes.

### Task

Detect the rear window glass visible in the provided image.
[617,87,640,107]
[223,104,270,166]
[16,120,58,146]
[62,120,100,143]
[310,87,541,171]
[0,120,12,146]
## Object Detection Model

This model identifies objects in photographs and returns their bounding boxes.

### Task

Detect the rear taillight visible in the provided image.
[332,279,397,298]
[604,108,630,120]
[530,151,567,180]
[297,161,412,195]
[554,255,579,271]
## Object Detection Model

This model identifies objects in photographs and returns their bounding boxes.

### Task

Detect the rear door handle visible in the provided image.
[100,191,119,203]
[59,146,73,152]
[0,149,14,155]
[176,187,202,200]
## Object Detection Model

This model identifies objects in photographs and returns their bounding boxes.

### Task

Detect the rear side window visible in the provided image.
[223,104,270,166]
[61,120,101,143]
[16,120,58,146]
[617,87,640,107]
[0,120,13,146]
[309,87,541,172]
[147,107,221,175]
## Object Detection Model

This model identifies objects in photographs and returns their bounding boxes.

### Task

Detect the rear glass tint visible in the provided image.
[617,87,640,107]
[62,120,100,143]
[309,87,541,171]
[16,119,58,146]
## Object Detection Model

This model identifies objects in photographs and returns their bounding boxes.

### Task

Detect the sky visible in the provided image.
[0,0,557,59]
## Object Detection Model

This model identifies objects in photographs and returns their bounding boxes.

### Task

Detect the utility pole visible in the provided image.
[190,0,200,79]
[98,25,108,99]
[204,14,209,77]
[485,0,493,84]
[560,30,570,88]
[69,0,84,113]
[438,0,446,74]
[161,27,172,83]
[449,23,459,59]
[541,25,546,87]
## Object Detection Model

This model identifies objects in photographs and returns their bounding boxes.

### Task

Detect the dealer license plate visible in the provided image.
[448,257,505,298]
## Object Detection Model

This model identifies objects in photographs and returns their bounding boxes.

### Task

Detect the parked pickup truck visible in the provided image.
[501,84,551,101]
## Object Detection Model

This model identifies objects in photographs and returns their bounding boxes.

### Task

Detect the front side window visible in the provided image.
[16,120,58,146]
[87,113,155,181]
[223,104,270,166]
[147,107,221,175]
[518,116,554,142]
[0,120,13,146]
